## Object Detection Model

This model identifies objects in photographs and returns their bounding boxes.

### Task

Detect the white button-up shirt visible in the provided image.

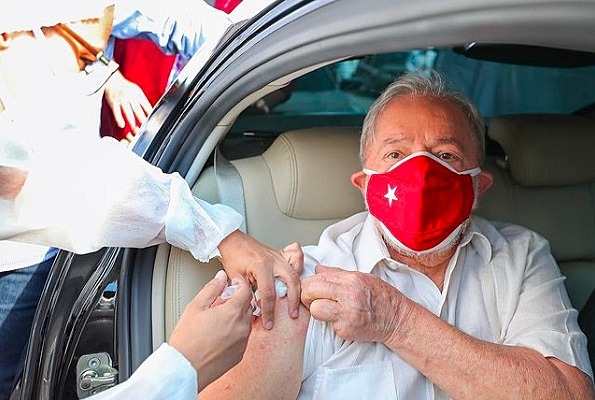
[299,212,592,400]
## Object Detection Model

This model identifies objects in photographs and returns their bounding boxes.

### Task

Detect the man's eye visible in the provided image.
[387,151,400,159]
[438,153,455,161]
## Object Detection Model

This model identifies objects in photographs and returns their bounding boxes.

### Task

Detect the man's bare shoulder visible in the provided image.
[200,297,310,400]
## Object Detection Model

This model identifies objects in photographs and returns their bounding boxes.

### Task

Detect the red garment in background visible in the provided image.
[214,0,243,13]
[100,38,177,140]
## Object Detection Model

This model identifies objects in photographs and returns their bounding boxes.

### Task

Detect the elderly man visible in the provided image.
[200,71,594,399]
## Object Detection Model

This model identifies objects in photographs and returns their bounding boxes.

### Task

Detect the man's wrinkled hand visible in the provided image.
[301,264,408,343]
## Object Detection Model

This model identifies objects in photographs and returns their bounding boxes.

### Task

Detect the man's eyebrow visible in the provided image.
[431,135,465,149]
[379,135,409,146]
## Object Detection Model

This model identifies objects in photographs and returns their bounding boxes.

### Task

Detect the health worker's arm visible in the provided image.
[0,132,301,328]
[0,132,241,260]
[88,271,254,400]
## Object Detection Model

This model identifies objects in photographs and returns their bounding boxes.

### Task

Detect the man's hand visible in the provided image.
[301,264,412,343]
[168,270,254,391]
[103,71,152,144]
[217,230,302,330]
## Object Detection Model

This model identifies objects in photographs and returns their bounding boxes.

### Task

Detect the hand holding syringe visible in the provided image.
[221,278,288,316]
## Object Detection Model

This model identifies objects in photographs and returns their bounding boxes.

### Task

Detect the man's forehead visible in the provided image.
[0,1,113,34]
[372,117,471,152]
[373,96,475,144]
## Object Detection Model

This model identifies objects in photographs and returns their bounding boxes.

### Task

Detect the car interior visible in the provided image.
[148,45,595,363]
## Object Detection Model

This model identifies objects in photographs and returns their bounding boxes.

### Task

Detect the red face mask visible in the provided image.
[364,152,480,253]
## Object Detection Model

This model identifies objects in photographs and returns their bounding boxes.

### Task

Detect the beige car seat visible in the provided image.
[478,114,595,310]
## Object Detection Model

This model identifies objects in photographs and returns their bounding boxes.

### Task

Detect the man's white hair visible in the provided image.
[360,70,486,166]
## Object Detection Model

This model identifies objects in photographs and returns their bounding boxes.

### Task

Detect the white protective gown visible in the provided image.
[0,92,241,400]
[0,128,242,263]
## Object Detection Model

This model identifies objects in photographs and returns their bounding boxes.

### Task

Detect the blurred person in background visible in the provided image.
[100,0,263,145]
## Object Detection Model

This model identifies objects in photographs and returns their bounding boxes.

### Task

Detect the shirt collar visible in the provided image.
[353,214,493,273]
[353,214,391,273]
[461,216,493,264]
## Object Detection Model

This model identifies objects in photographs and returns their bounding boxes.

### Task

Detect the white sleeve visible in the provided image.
[88,343,198,400]
[0,132,242,261]
[500,229,593,379]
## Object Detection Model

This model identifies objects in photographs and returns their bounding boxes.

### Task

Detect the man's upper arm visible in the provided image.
[200,297,310,400]
[547,357,595,399]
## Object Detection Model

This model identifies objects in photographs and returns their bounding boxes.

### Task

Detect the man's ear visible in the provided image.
[477,171,493,197]
[351,170,367,194]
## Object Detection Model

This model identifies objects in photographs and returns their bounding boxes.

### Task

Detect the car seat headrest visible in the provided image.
[488,114,595,186]
[261,127,365,219]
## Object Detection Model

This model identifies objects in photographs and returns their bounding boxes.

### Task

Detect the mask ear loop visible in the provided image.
[362,168,379,176]
[462,166,482,177]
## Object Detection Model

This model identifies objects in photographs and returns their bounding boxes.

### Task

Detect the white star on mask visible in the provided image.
[384,184,398,206]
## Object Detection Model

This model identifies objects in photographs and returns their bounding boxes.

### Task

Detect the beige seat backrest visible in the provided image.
[164,127,365,337]
[476,114,595,310]
[226,126,365,248]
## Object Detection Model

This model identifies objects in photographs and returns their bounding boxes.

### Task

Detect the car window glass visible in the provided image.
[227,46,595,159]
[246,47,595,119]
[436,49,595,118]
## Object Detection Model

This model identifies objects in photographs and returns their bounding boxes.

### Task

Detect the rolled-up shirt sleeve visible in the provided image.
[500,230,593,379]
[1,132,242,261]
